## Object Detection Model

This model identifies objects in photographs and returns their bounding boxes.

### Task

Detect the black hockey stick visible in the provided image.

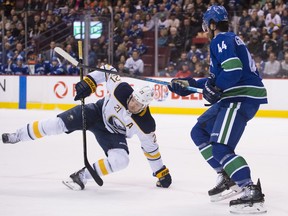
[78,41,103,186]
[55,47,202,94]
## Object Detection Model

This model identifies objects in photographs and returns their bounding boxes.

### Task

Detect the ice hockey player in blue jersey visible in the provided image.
[48,57,66,75]
[2,64,172,190]
[11,56,29,75]
[168,5,267,214]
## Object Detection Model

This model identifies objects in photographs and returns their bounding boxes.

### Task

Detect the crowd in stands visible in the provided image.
[0,0,288,79]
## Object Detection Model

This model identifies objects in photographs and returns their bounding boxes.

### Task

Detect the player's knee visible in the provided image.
[191,123,206,147]
[212,143,234,163]
[107,148,129,172]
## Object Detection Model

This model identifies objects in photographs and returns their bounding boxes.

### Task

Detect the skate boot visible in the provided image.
[229,179,267,214]
[208,171,242,202]
[62,167,87,191]
[2,133,20,144]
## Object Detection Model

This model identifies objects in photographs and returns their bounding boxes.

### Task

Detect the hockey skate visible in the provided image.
[2,133,20,144]
[62,168,87,191]
[229,179,267,214]
[208,171,242,202]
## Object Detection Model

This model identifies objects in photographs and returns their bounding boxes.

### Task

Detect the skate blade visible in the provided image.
[62,180,83,191]
[210,185,243,202]
[230,202,267,214]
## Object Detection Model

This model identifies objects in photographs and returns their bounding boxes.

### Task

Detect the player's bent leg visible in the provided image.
[191,123,223,172]
[93,148,130,176]
[2,117,68,144]
[63,149,129,191]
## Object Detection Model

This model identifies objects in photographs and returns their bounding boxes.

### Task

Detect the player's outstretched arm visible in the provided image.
[168,77,198,96]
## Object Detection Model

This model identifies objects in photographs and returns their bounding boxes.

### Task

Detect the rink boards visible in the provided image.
[0,75,287,118]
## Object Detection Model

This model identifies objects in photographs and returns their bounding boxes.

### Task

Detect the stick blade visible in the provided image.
[54,47,79,66]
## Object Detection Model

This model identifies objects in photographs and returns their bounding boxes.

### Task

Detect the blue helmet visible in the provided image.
[202,5,228,31]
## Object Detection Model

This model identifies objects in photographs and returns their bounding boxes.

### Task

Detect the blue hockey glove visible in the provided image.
[203,77,222,104]
[74,75,97,101]
[168,77,197,96]
[154,165,172,188]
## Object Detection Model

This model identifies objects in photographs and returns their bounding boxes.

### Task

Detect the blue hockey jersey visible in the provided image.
[197,32,267,105]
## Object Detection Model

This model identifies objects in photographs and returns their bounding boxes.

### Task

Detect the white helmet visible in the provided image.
[132,86,154,106]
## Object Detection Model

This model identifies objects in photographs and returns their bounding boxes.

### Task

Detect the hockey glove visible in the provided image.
[203,77,222,105]
[74,75,97,101]
[154,165,172,188]
[168,77,197,96]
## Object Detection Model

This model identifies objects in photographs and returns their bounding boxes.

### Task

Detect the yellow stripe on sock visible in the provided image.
[98,159,109,175]
[144,152,161,160]
[33,121,43,138]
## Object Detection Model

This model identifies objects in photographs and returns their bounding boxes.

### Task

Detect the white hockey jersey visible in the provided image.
[88,69,164,173]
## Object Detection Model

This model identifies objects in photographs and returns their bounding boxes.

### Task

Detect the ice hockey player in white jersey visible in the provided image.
[2,64,172,190]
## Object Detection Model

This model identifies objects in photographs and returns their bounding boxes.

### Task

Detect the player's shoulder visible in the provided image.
[213,32,236,44]
[114,82,133,107]
[211,32,237,53]
[131,107,156,134]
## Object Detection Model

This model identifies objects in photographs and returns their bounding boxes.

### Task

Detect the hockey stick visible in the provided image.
[55,47,202,94]
[78,41,103,186]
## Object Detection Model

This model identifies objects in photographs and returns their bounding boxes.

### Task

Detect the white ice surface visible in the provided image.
[0,109,287,216]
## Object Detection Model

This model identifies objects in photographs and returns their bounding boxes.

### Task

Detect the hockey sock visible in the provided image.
[222,154,252,188]
[199,142,223,172]
[17,117,67,141]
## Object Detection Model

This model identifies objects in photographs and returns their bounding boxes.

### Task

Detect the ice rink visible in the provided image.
[0,109,287,216]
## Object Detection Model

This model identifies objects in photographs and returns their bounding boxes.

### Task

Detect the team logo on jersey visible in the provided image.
[108,115,126,134]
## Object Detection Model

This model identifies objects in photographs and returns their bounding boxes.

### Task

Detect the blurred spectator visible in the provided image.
[167,13,180,29]
[262,52,281,78]
[247,35,262,56]
[142,13,155,32]
[178,17,194,51]
[281,8,288,34]
[239,9,252,27]
[124,50,144,75]
[192,61,206,78]
[34,54,49,75]
[265,7,282,34]
[261,34,278,60]
[129,37,147,56]
[184,3,202,38]
[3,43,14,63]
[117,62,128,74]
[280,52,288,78]
[278,41,288,61]
[13,43,26,63]
[44,41,58,62]
[158,13,170,30]
[175,62,192,78]
[176,51,192,70]
[158,28,168,47]
[11,56,29,75]
[239,20,253,38]
[187,44,203,62]
[2,58,14,75]
[167,27,183,62]
[275,0,287,16]
[127,22,143,40]
[158,62,177,77]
